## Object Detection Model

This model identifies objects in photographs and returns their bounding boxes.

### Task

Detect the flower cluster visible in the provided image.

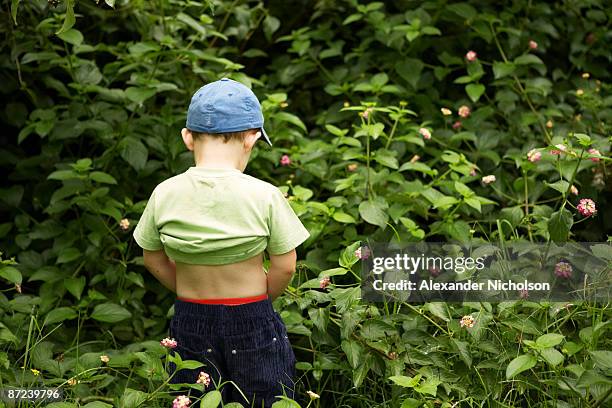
[100,355,110,363]
[306,390,320,400]
[458,105,471,118]
[481,175,496,184]
[588,148,601,162]
[196,371,211,387]
[280,155,291,166]
[319,276,331,289]
[554,261,572,279]
[576,198,597,217]
[354,246,371,260]
[459,315,475,328]
[172,395,191,408]
[160,337,178,349]
[418,127,431,140]
[465,50,477,62]
[527,149,541,163]
[119,218,130,231]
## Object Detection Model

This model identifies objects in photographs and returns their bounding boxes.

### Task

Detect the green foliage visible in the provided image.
[1,0,611,407]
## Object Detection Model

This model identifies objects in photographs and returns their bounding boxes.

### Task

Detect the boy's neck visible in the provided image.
[192,139,246,172]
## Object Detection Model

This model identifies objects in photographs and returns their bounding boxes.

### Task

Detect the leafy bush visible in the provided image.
[0,0,610,407]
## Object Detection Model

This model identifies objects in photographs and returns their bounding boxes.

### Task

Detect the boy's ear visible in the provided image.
[243,130,260,151]
[181,128,194,151]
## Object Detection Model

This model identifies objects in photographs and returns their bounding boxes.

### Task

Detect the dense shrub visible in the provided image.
[0,0,610,407]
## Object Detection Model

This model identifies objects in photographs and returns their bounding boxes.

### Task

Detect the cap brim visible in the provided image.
[260,127,272,146]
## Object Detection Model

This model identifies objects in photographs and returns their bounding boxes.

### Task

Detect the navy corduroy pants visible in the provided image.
[167,297,297,408]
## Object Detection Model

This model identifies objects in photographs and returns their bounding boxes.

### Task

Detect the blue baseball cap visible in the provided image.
[186,78,272,146]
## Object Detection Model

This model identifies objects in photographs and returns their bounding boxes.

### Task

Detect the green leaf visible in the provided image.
[540,348,564,367]
[89,171,117,184]
[395,58,424,89]
[274,111,307,132]
[57,28,83,46]
[125,87,157,104]
[452,338,472,368]
[65,276,86,299]
[318,267,348,278]
[91,303,132,323]
[465,197,481,212]
[341,340,362,369]
[118,137,148,171]
[466,83,485,102]
[56,0,76,35]
[514,54,544,65]
[201,390,222,408]
[104,0,115,8]
[0,266,22,285]
[390,374,421,388]
[493,62,515,79]
[332,211,356,224]
[536,333,565,348]
[589,350,612,370]
[177,12,207,37]
[425,302,450,322]
[546,180,570,194]
[548,208,573,243]
[48,169,80,181]
[11,0,20,25]
[414,377,441,396]
[359,199,389,228]
[57,247,81,263]
[44,307,78,325]
[506,354,537,379]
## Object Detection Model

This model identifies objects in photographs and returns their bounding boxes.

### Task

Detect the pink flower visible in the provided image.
[527,149,542,163]
[576,198,597,217]
[354,246,371,260]
[469,167,477,176]
[280,155,291,166]
[452,121,462,129]
[360,108,373,119]
[458,105,471,118]
[418,128,431,140]
[481,175,496,184]
[160,337,177,349]
[519,289,529,299]
[570,185,578,195]
[347,163,358,172]
[172,395,191,408]
[459,315,475,328]
[550,144,567,155]
[429,267,441,277]
[529,40,538,49]
[588,148,601,162]
[465,50,477,62]
[319,277,331,289]
[554,261,572,279]
[196,371,211,387]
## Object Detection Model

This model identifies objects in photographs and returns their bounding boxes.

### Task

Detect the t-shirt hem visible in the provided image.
[267,228,310,255]
[133,234,163,251]
[164,240,268,265]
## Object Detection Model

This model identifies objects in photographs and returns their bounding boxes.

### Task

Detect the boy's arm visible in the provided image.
[266,249,297,301]
[143,249,177,293]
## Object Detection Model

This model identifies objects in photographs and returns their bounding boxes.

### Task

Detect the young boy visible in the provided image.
[132,78,310,407]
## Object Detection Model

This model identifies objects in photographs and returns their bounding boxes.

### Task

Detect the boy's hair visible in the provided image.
[189,128,259,143]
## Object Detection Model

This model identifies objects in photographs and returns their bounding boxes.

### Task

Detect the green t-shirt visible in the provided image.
[133,166,310,265]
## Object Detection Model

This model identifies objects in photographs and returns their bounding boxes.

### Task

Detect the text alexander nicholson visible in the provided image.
[372,279,551,292]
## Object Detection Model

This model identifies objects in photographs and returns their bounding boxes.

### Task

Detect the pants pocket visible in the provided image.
[225,316,296,405]
[167,319,223,388]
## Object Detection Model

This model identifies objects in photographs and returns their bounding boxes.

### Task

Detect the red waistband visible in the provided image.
[176,293,268,306]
